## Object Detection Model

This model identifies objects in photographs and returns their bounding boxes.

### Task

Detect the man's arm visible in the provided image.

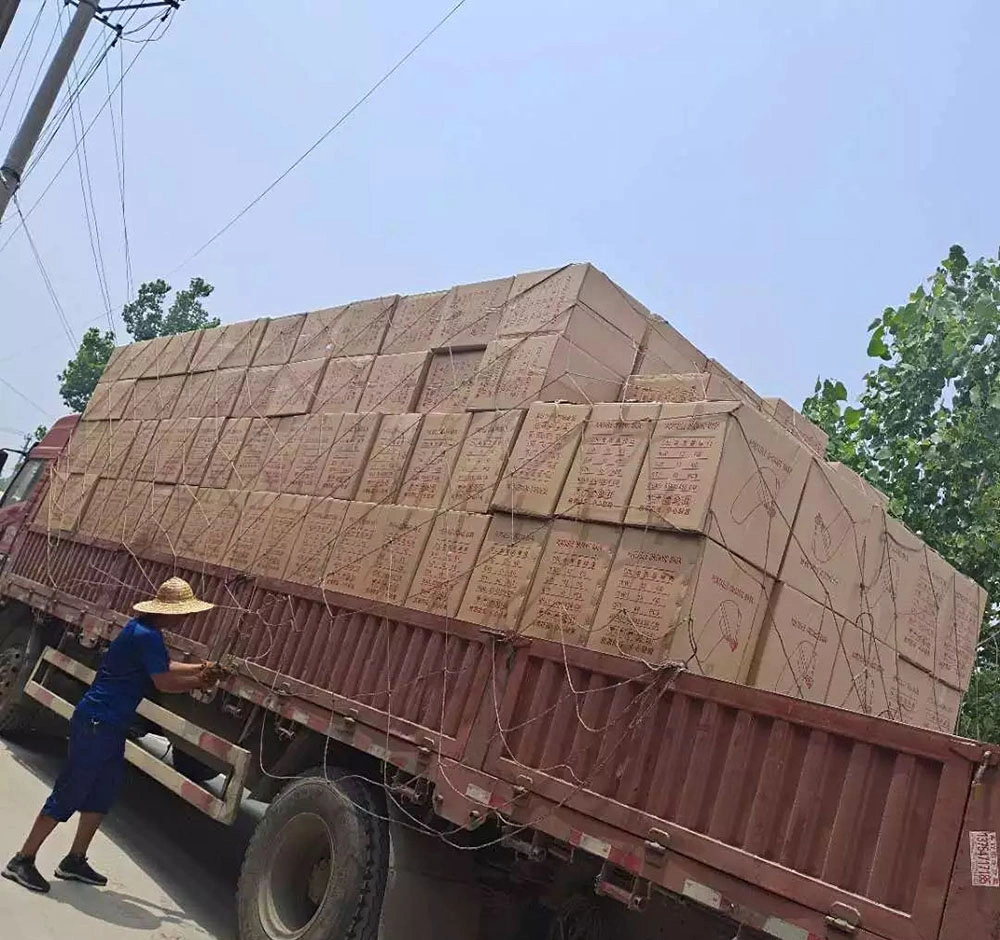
[151,662,214,693]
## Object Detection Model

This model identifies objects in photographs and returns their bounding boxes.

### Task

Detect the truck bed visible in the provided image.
[4,522,997,940]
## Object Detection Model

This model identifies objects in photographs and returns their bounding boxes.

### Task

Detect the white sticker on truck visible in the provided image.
[970,831,1000,887]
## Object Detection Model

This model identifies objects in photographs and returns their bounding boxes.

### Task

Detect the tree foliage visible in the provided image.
[57,278,218,412]
[803,245,1000,740]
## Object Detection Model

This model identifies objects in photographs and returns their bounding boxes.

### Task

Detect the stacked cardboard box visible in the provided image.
[59,262,985,734]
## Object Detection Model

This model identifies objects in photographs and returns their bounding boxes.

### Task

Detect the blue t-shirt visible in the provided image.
[75,618,170,730]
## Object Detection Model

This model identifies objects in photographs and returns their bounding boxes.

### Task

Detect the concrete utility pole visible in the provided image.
[0,0,23,55]
[0,0,96,224]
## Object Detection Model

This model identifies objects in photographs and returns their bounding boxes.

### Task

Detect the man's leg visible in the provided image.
[19,815,59,858]
[69,813,104,858]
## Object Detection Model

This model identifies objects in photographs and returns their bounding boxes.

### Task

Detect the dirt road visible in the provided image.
[0,734,255,939]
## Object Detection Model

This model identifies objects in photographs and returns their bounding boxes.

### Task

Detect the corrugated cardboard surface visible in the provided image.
[191,319,267,372]
[201,417,251,489]
[358,351,431,414]
[623,372,742,405]
[121,481,153,547]
[121,419,159,481]
[556,402,658,523]
[287,413,343,496]
[825,623,896,719]
[266,359,326,416]
[935,571,983,692]
[433,276,510,349]
[173,368,245,419]
[466,335,624,411]
[285,497,349,587]
[181,417,223,486]
[749,582,843,703]
[761,397,829,458]
[159,484,198,554]
[137,420,170,483]
[416,349,484,412]
[825,461,889,510]
[82,379,130,421]
[225,491,276,571]
[253,314,306,367]
[131,482,173,551]
[323,501,380,597]
[181,488,246,564]
[444,409,524,513]
[232,418,274,490]
[77,477,115,538]
[232,366,280,419]
[120,338,159,379]
[492,403,589,517]
[459,515,549,631]
[318,413,381,500]
[259,416,306,492]
[895,658,961,733]
[635,318,707,374]
[256,494,310,579]
[312,356,374,413]
[156,417,201,484]
[406,511,490,617]
[356,413,423,504]
[397,413,471,509]
[294,297,396,360]
[143,330,202,378]
[519,518,619,647]
[361,505,435,605]
[66,420,108,474]
[382,289,449,354]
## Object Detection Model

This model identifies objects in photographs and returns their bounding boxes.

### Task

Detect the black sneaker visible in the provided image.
[2,854,51,893]
[55,854,108,886]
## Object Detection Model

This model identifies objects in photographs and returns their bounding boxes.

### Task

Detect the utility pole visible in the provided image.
[0,0,96,224]
[0,0,23,55]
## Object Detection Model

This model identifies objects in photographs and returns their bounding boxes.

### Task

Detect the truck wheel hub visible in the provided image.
[0,646,24,695]
[259,812,334,939]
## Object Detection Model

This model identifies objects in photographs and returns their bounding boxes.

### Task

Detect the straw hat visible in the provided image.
[134,577,215,616]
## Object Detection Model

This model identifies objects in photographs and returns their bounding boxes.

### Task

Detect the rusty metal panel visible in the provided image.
[482,638,978,940]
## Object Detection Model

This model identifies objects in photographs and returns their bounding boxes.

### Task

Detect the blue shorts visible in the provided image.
[42,712,127,822]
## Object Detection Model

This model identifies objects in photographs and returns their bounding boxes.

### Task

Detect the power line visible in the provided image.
[0,0,46,136]
[170,0,471,275]
[0,373,55,420]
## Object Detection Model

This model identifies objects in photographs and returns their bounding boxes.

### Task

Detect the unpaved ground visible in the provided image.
[0,734,255,939]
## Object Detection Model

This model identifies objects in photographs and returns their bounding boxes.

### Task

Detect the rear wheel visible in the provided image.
[0,618,42,736]
[237,766,389,940]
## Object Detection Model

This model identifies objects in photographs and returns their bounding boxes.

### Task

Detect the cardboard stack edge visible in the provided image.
[43,262,986,735]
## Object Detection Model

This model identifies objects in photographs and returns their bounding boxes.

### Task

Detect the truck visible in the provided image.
[1,413,998,940]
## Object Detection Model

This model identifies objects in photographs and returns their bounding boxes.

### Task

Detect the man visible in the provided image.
[3,577,222,894]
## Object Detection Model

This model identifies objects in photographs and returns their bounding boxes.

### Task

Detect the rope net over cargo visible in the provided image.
[16,263,985,848]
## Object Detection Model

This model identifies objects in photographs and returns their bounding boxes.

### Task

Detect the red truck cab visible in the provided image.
[0,415,78,564]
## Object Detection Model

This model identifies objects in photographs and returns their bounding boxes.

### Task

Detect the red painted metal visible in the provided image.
[3,525,998,940]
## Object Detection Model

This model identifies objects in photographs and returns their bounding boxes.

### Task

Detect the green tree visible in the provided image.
[57,278,219,412]
[803,245,1000,740]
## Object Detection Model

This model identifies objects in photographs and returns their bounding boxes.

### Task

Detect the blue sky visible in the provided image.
[1,0,997,449]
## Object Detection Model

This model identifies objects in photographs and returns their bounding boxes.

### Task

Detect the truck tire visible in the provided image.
[0,621,42,736]
[237,767,389,940]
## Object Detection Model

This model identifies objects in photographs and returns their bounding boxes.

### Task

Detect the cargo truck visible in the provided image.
[1,272,997,940]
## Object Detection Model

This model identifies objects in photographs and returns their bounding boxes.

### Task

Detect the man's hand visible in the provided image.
[198,661,226,687]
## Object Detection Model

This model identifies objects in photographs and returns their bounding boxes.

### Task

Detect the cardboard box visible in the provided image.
[634,317,707,374]
[99,419,141,478]
[141,329,202,377]
[312,356,374,413]
[628,402,811,577]
[466,335,625,411]
[458,515,548,631]
[589,529,771,679]
[556,402,658,523]
[119,338,161,379]
[761,398,829,458]
[865,514,951,670]
[706,360,765,412]
[96,480,133,543]
[382,289,449,354]
[120,480,153,548]
[190,319,267,372]
[265,359,326,416]
[173,368,245,419]
[357,352,431,414]
[137,420,171,483]
[360,505,435,605]
[287,413,343,495]
[623,372,743,405]
[232,418,275,490]
[100,343,135,383]
[177,488,246,564]
[293,296,396,360]
[406,511,491,617]
[156,416,202,484]
[285,497,350,587]
[66,420,108,474]
[232,365,280,419]
[83,379,133,421]
[519,518,619,647]
[355,413,423,504]
[323,501,381,597]
[37,472,97,534]
[397,413,472,509]
[121,420,160,481]
[935,571,985,692]
[77,477,116,538]
[159,484,199,555]
[225,491,276,571]
[317,413,382,499]
[253,314,306,366]
[432,276,511,349]
[444,409,525,513]
[749,582,843,703]
[825,623,896,719]
[415,349,484,412]
[826,461,889,510]
[895,659,962,733]
[259,416,307,492]
[255,493,310,579]
[201,418,251,489]
[492,403,589,517]
[499,264,647,360]
[181,417,224,486]
[130,482,173,552]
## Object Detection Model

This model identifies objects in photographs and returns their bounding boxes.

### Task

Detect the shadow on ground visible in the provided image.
[5,732,256,940]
